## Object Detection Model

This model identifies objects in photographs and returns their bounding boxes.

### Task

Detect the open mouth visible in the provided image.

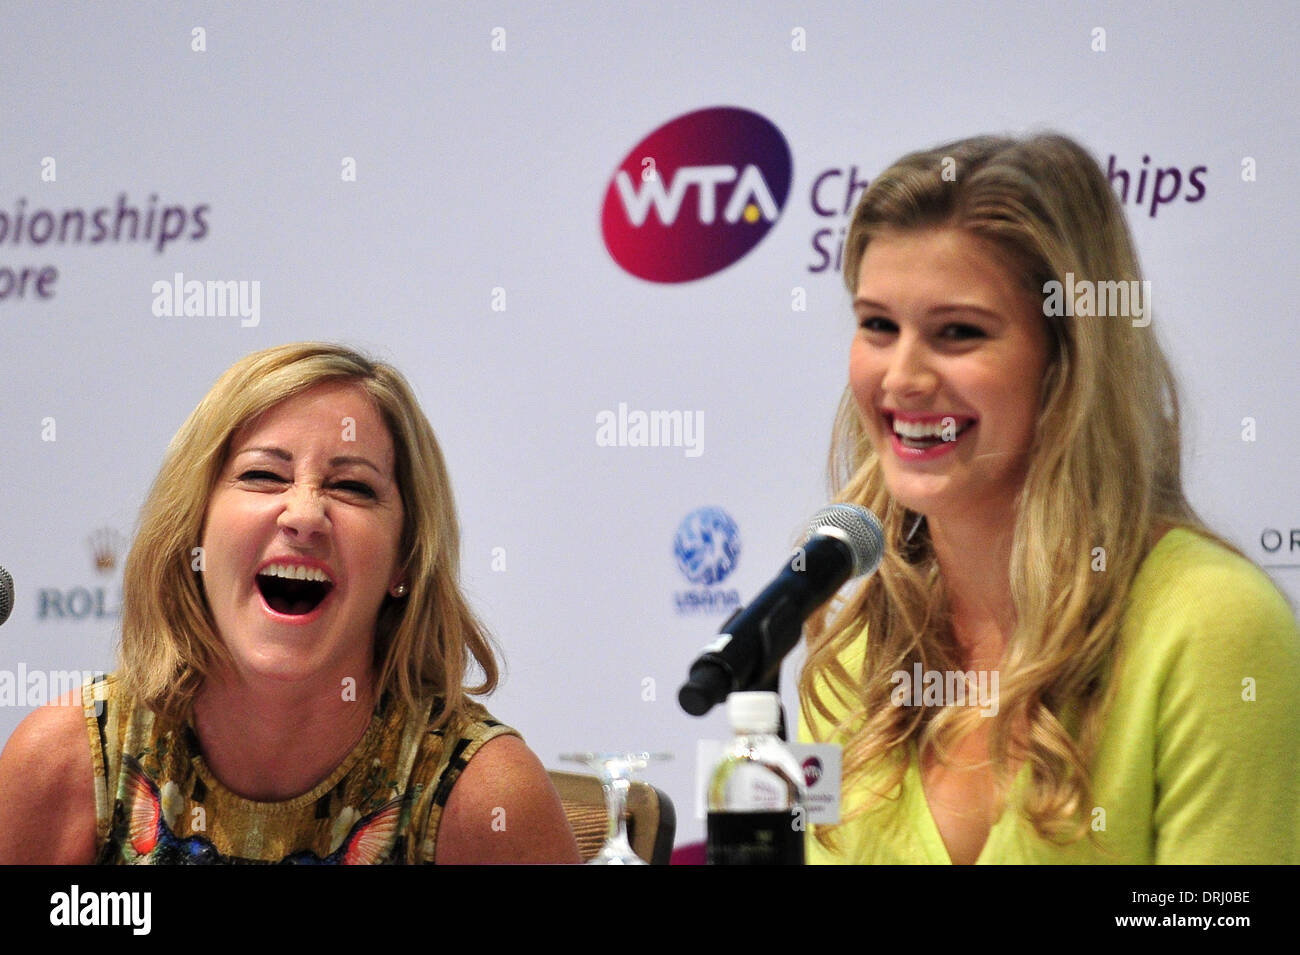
[886,413,977,450]
[255,565,334,616]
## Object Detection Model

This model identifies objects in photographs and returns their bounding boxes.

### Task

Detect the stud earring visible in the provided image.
[391,582,408,598]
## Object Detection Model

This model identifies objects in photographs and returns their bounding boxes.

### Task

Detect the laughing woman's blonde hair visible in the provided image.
[119,342,497,729]
[799,133,1233,846]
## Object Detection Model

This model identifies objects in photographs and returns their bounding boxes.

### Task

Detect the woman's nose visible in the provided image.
[277,484,330,539]
[882,332,936,399]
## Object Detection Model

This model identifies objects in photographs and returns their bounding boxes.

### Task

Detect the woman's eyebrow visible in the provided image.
[233,447,385,477]
[852,298,1003,320]
[927,303,1002,320]
[328,455,385,477]
[233,446,292,462]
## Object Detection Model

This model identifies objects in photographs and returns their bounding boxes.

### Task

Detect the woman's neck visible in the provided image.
[926,502,1018,668]
[191,668,378,801]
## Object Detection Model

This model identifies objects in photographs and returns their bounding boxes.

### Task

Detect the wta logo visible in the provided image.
[601,107,793,283]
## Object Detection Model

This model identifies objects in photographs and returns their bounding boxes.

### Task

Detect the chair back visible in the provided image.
[548,770,676,865]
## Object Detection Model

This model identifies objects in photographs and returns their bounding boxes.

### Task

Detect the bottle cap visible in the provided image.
[726,691,780,733]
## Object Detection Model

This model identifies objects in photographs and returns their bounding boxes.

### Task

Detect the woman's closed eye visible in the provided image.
[238,470,286,484]
[331,481,376,499]
[237,471,376,499]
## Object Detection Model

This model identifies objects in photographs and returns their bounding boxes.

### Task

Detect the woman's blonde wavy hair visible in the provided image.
[119,342,497,730]
[799,133,1227,846]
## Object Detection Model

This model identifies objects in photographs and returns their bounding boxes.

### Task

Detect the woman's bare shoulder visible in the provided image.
[435,734,581,864]
[0,693,99,863]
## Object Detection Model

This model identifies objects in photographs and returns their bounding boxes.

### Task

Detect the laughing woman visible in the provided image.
[799,134,1300,864]
[0,343,579,864]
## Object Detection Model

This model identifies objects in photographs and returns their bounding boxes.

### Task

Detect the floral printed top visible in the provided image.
[82,674,517,864]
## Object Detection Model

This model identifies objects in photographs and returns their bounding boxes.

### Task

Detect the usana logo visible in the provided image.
[602,106,793,283]
[672,506,741,614]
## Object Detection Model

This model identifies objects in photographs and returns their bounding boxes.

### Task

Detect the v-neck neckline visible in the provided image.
[907,739,1030,864]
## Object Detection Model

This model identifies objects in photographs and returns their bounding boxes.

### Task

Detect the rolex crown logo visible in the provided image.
[89,527,126,574]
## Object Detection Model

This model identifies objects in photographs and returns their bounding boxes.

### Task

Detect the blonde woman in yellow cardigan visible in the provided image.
[800,134,1299,864]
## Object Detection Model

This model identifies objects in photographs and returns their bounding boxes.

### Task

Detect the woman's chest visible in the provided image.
[918,722,1023,865]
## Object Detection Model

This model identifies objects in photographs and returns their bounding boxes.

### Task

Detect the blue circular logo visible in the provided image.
[673,507,741,585]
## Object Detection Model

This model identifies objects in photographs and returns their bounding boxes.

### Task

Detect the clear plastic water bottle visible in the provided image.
[706,691,806,865]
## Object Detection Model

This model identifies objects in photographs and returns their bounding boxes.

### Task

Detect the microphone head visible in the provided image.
[805,504,884,579]
[0,565,13,627]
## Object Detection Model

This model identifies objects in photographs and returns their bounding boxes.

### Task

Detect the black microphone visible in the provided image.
[678,503,884,717]
[0,565,13,627]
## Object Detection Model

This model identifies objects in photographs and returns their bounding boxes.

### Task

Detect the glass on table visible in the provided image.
[559,751,671,865]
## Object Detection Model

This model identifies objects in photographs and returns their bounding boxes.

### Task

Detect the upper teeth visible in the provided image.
[892,417,966,439]
[259,564,331,583]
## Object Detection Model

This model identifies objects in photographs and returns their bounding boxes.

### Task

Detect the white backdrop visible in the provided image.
[2,1,1297,846]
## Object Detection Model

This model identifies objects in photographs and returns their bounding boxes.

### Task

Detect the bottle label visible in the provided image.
[706,810,805,865]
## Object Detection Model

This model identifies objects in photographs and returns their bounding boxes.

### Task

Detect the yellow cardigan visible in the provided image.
[800,529,1300,864]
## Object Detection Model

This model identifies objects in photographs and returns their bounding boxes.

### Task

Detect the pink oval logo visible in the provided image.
[601,107,793,283]
[802,756,823,788]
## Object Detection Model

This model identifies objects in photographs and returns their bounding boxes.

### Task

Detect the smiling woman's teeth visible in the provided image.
[892,418,972,449]
[259,564,331,583]
[256,565,333,615]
